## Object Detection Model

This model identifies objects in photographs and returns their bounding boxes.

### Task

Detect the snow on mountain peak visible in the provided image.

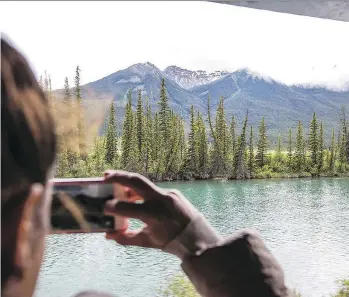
[128,62,161,77]
[229,67,277,85]
[164,65,230,89]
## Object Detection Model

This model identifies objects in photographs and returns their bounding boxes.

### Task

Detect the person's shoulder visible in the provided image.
[74,291,115,297]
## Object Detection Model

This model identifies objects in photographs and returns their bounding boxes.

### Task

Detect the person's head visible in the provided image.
[1,37,57,297]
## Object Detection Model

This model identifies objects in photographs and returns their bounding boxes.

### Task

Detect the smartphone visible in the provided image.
[50,177,129,234]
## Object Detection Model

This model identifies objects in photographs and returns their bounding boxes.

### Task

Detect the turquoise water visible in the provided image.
[35,178,349,297]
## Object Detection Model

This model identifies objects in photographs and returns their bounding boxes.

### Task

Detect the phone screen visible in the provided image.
[51,180,116,233]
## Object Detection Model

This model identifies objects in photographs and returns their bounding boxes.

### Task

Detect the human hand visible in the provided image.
[103,170,200,249]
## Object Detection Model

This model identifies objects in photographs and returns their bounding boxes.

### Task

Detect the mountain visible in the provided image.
[83,62,206,116]
[54,63,349,143]
[164,65,230,89]
[191,68,349,140]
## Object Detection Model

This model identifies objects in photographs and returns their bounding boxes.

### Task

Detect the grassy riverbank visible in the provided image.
[161,274,349,297]
[53,144,349,181]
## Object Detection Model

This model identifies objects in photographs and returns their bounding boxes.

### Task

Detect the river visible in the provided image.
[35,178,349,297]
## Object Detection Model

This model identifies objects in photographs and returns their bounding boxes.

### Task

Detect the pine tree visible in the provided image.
[74,65,86,157]
[207,95,217,173]
[209,97,229,175]
[248,126,255,177]
[159,78,170,143]
[276,135,282,163]
[151,112,160,167]
[144,97,153,173]
[132,112,138,171]
[324,149,330,172]
[230,116,237,159]
[287,129,293,169]
[335,132,340,170]
[221,108,232,170]
[179,117,186,164]
[75,66,82,103]
[317,121,324,172]
[197,112,208,176]
[339,131,347,172]
[234,113,248,179]
[64,77,71,103]
[136,90,144,163]
[121,91,135,170]
[339,106,348,171]
[256,117,268,168]
[207,94,216,174]
[165,113,182,177]
[184,105,197,174]
[309,112,319,166]
[152,112,165,178]
[207,94,214,136]
[215,98,226,168]
[295,121,306,173]
[104,100,118,165]
[329,128,336,173]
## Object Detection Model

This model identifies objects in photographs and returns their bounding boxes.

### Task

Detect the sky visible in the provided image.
[1,1,349,90]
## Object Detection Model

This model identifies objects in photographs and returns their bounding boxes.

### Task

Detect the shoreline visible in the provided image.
[150,172,349,182]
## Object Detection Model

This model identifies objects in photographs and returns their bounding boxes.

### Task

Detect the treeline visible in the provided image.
[45,70,349,180]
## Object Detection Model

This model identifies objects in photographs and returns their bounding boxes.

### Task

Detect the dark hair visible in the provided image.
[1,37,57,287]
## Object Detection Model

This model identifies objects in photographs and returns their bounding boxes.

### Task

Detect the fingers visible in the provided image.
[106,228,152,248]
[104,170,166,199]
[104,200,149,221]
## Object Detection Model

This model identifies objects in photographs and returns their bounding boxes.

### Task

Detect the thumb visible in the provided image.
[104,200,149,221]
[106,228,153,248]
